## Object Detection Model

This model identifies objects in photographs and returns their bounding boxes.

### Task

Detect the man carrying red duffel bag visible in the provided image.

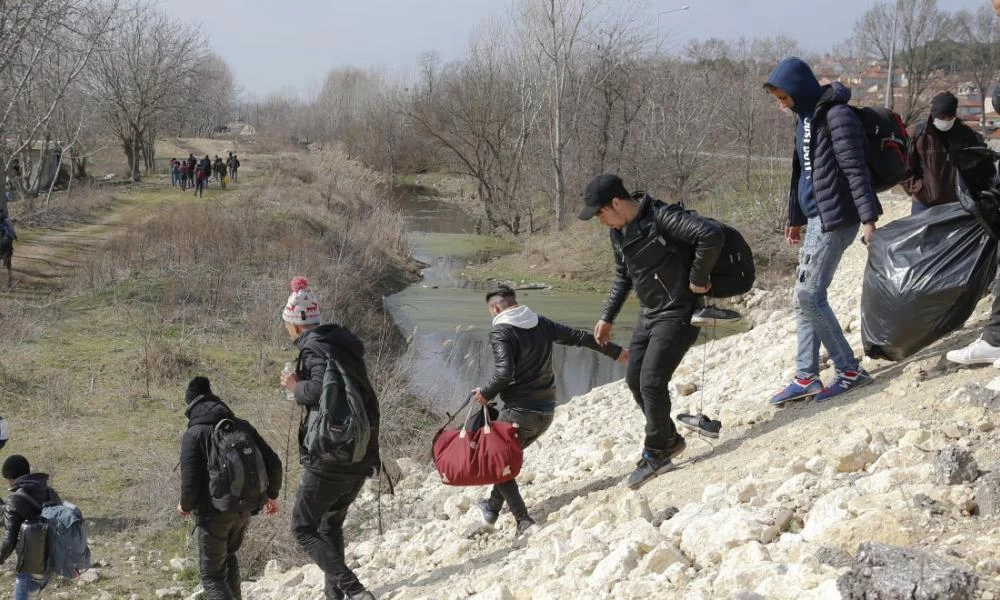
[466,284,627,538]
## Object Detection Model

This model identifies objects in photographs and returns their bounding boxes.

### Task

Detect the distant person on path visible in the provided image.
[764,57,880,406]
[902,91,985,215]
[278,277,379,600]
[178,161,189,191]
[0,455,60,600]
[0,184,16,241]
[213,156,227,187]
[470,284,627,536]
[581,174,724,490]
[229,154,240,182]
[169,158,180,187]
[195,156,212,198]
[187,154,198,190]
[178,376,283,600]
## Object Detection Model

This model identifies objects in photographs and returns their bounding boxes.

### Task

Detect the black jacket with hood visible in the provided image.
[0,473,60,566]
[480,306,623,412]
[602,194,724,324]
[179,394,283,517]
[293,323,381,478]
[902,117,984,207]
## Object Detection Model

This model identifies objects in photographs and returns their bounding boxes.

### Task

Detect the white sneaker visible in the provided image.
[946,338,1000,365]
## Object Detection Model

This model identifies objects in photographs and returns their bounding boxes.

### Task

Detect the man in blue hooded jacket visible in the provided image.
[764,57,881,405]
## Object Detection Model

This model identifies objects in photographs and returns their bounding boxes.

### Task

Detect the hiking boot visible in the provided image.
[947,337,1000,365]
[627,437,686,490]
[346,592,376,600]
[515,516,537,538]
[769,377,823,405]
[691,306,743,327]
[676,413,722,439]
[814,369,873,402]
[477,499,499,526]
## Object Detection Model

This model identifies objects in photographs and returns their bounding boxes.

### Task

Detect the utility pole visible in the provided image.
[656,5,690,45]
[885,0,900,110]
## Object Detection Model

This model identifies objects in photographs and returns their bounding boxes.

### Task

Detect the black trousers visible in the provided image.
[626,315,700,454]
[291,469,367,600]
[197,511,250,600]
[485,407,554,521]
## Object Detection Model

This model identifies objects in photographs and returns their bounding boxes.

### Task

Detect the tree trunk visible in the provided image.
[130,131,142,181]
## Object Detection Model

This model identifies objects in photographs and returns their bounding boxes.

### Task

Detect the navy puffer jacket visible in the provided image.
[773,68,882,231]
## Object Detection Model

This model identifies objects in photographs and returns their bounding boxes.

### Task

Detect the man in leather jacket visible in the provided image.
[472,284,626,535]
[0,455,59,599]
[580,174,724,490]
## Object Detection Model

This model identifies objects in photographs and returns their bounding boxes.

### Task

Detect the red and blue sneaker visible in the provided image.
[815,369,873,402]
[769,377,823,405]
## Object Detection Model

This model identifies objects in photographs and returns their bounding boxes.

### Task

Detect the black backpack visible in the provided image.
[705,219,755,298]
[206,418,269,513]
[302,354,372,465]
[827,105,909,193]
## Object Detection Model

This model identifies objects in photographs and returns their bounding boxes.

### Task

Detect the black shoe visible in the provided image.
[677,413,722,439]
[691,306,743,327]
[627,437,687,490]
[346,592,375,600]
[515,516,537,537]
[478,499,499,525]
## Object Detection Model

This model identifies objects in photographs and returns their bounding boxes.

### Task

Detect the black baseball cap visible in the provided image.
[579,174,630,220]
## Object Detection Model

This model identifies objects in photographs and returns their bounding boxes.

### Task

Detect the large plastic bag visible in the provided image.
[955,146,1000,239]
[861,202,998,361]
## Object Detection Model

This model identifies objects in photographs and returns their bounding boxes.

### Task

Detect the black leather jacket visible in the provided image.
[480,308,623,411]
[0,473,60,566]
[602,195,724,323]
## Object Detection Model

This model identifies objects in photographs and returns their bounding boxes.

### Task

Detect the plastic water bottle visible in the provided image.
[282,362,296,401]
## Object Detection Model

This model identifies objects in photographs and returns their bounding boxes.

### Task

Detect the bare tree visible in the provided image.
[854,0,952,124]
[0,0,117,195]
[88,4,205,181]
[956,6,1000,132]
[405,23,541,234]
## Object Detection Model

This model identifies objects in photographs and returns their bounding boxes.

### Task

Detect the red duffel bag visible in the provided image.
[432,400,523,486]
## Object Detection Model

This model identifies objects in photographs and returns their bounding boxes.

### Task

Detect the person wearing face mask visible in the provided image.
[902,91,984,215]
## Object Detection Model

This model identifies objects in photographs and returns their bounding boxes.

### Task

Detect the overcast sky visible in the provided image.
[157,0,989,97]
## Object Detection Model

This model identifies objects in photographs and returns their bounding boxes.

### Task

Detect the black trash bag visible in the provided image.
[955,146,1000,240]
[861,203,998,361]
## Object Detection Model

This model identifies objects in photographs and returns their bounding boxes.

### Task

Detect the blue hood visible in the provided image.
[767,57,823,118]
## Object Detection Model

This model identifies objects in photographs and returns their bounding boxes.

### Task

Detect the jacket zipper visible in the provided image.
[653,273,674,303]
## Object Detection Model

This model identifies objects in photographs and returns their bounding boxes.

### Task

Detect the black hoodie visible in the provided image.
[179,394,283,517]
[0,473,60,565]
[293,323,381,477]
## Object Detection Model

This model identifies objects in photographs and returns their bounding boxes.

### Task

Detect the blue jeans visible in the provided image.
[15,573,48,600]
[795,218,860,379]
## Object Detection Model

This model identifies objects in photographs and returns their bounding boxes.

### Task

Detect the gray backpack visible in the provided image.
[16,490,91,579]
[302,354,371,464]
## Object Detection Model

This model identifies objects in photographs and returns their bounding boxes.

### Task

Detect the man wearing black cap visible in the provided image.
[580,174,724,490]
[0,454,60,599]
[902,91,984,215]
[178,377,283,600]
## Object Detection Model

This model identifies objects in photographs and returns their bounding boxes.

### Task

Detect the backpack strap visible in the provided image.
[14,488,42,512]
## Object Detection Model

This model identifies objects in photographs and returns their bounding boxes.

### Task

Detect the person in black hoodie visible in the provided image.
[278,276,379,600]
[472,284,626,536]
[178,377,282,600]
[0,455,59,599]
[580,174,724,490]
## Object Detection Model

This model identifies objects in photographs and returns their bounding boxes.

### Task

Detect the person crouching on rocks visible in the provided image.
[580,174,725,491]
[471,284,627,537]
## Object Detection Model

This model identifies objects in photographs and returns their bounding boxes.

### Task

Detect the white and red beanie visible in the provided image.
[282,276,322,325]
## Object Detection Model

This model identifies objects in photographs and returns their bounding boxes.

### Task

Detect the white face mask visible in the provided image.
[933,118,956,132]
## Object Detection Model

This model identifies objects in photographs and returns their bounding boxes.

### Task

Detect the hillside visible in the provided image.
[244,196,1000,600]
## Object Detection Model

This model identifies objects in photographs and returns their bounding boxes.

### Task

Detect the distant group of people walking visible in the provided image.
[169,152,240,197]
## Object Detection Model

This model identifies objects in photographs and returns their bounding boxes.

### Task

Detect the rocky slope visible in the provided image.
[244,197,1000,599]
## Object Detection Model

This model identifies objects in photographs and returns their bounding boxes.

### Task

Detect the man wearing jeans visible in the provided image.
[472,285,626,536]
[764,57,880,405]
